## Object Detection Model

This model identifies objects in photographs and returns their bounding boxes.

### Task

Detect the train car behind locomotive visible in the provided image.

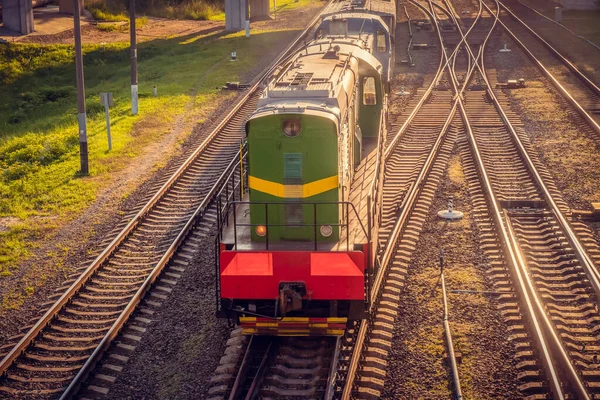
[315,0,396,84]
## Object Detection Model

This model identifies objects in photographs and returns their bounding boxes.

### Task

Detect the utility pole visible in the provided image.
[130,0,138,115]
[73,0,89,175]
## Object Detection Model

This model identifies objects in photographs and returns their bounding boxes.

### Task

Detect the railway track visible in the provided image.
[221,335,339,400]
[0,96,254,399]
[345,0,600,396]
[481,0,600,138]
[446,0,600,397]
[0,4,335,398]
[340,0,600,397]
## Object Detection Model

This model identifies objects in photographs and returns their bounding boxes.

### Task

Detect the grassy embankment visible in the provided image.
[0,0,314,309]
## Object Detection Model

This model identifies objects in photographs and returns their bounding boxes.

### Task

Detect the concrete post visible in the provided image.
[226,0,247,31]
[2,0,34,34]
[249,0,270,19]
[554,6,563,22]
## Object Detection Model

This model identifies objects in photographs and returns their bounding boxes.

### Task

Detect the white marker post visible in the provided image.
[100,92,114,151]
[245,20,250,37]
[438,197,464,220]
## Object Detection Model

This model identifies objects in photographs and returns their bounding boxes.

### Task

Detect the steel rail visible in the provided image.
[479,0,600,136]
[227,336,274,400]
[504,213,591,398]
[404,5,414,67]
[440,251,463,400]
[228,336,257,400]
[244,341,273,400]
[432,0,566,396]
[475,0,600,310]
[383,0,448,158]
[324,337,342,400]
[513,0,600,51]
[0,1,333,392]
[497,0,600,95]
[384,0,474,157]
[341,2,487,396]
[442,0,589,396]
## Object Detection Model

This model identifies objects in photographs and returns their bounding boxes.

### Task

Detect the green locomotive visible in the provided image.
[216,6,393,335]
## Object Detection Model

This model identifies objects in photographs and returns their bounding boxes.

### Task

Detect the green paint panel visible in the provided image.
[247,113,340,242]
[248,113,338,184]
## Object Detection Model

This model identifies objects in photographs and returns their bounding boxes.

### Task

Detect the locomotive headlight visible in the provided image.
[256,225,267,237]
[320,225,333,237]
[282,119,302,137]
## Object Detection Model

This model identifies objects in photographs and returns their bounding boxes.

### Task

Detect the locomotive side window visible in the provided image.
[363,77,377,106]
[376,30,386,53]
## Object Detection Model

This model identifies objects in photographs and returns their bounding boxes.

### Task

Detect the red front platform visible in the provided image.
[220,251,365,300]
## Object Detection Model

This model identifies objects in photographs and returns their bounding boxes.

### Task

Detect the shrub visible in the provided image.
[7,143,45,164]
[158,1,223,20]
[41,86,75,102]
[85,99,105,116]
[19,91,43,105]
[97,23,127,32]
[87,0,128,21]
[8,110,27,125]
[3,162,37,182]
[38,138,71,165]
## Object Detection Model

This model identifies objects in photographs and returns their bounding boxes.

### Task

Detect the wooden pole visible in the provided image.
[130,0,138,115]
[73,0,88,175]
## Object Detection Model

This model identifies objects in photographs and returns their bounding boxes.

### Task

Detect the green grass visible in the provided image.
[86,0,129,22]
[97,17,149,32]
[154,2,225,20]
[271,0,315,13]
[0,26,301,277]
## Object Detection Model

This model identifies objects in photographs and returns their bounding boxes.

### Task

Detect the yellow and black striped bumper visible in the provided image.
[239,317,347,336]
